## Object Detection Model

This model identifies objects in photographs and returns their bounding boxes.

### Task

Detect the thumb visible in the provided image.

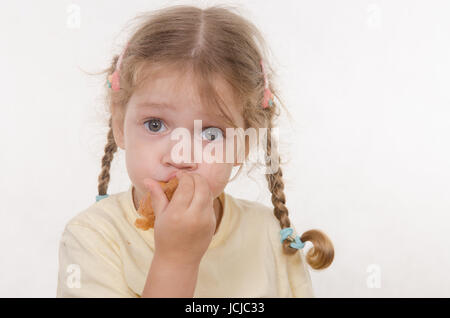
[143,178,168,219]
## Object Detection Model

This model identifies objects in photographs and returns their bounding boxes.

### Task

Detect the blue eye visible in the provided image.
[202,127,224,142]
[144,118,167,133]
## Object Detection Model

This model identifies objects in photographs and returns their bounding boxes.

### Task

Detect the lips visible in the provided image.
[166,171,178,182]
[156,172,178,183]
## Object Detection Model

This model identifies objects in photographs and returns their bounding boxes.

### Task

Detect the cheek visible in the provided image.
[220,134,247,164]
[125,147,158,175]
[200,163,233,197]
[123,128,162,186]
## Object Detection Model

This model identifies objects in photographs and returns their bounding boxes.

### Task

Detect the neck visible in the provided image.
[213,194,224,235]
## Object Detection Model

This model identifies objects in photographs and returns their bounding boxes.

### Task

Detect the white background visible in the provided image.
[1,0,449,297]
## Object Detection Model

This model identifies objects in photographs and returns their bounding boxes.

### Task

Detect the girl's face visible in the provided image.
[112,65,245,205]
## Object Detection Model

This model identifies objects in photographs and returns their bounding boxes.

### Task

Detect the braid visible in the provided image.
[97,117,117,196]
[265,124,335,269]
[264,127,297,255]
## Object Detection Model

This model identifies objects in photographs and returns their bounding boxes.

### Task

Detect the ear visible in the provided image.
[111,108,125,150]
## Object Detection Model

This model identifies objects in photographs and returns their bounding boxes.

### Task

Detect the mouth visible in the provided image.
[165,172,178,182]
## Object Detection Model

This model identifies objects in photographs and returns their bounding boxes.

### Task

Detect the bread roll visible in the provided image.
[135,176,179,230]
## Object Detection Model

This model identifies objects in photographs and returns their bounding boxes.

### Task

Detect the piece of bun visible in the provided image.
[135,177,179,230]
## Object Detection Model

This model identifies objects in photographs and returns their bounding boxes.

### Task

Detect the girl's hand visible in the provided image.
[143,171,217,266]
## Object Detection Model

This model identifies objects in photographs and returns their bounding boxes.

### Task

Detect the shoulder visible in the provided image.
[57,190,139,298]
[225,192,280,232]
[61,190,131,241]
[223,194,314,297]
[224,193,306,250]
[226,193,272,216]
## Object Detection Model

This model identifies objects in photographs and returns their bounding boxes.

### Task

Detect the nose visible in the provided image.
[161,139,198,171]
[163,158,198,171]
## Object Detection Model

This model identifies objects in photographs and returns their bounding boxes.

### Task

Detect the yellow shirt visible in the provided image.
[56,184,314,297]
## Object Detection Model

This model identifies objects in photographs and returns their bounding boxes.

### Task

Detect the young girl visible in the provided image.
[57,4,334,298]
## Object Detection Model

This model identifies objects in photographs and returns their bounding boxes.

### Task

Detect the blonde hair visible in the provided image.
[96,4,334,270]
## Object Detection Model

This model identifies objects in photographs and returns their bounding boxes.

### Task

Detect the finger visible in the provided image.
[189,173,213,212]
[143,178,168,219]
[169,171,194,209]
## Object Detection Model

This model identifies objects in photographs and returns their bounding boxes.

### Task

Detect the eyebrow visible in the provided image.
[137,101,177,110]
[137,101,228,123]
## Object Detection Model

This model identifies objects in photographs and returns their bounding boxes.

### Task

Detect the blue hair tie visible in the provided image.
[280,227,305,249]
[96,194,109,202]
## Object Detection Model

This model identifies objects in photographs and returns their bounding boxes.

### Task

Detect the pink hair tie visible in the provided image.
[260,59,274,109]
[107,43,129,91]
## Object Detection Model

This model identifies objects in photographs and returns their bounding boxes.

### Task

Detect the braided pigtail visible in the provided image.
[97,55,121,197]
[97,116,118,196]
[265,125,334,270]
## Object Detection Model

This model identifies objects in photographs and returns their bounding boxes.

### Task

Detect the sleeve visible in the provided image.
[56,223,138,298]
[286,224,315,298]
